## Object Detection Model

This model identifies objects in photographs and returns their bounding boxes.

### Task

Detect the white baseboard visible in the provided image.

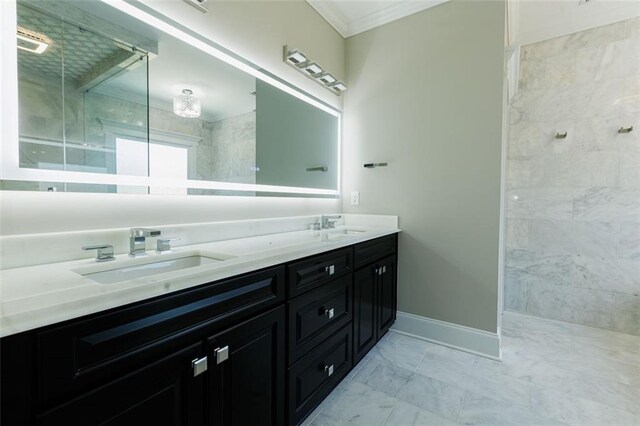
[392,311,502,360]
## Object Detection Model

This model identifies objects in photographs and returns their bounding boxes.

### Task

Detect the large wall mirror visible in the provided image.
[0,0,340,197]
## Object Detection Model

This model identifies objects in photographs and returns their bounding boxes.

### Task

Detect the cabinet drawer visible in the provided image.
[287,325,352,425]
[37,266,284,408]
[287,248,352,298]
[354,234,397,269]
[37,343,204,426]
[287,275,352,363]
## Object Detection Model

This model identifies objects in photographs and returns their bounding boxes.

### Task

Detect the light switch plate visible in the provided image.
[350,191,360,206]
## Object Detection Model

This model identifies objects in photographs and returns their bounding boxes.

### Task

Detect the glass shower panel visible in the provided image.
[17,4,64,173]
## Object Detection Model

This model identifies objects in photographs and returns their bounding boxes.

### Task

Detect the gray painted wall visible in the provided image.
[342,0,506,332]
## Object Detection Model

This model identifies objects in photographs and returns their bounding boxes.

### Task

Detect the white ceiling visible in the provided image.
[307,0,450,38]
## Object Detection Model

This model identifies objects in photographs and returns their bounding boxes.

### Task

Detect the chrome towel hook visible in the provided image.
[618,126,633,134]
[555,132,568,139]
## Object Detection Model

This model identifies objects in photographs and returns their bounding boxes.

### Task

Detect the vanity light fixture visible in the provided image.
[283,46,347,95]
[329,81,347,94]
[285,49,308,66]
[316,73,336,85]
[173,89,201,118]
[16,28,49,54]
[301,62,323,76]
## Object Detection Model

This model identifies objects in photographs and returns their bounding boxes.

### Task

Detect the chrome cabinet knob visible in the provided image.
[192,356,208,377]
[324,364,334,377]
[214,346,229,364]
[323,307,335,319]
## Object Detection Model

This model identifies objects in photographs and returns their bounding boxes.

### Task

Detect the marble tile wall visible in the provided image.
[504,18,640,335]
[18,70,257,187]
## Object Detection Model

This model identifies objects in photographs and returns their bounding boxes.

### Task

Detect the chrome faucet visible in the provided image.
[129,228,161,257]
[321,215,342,229]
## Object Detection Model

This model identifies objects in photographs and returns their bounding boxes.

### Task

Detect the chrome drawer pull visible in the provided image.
[323,307,335,319]
[325,265,335,275]
[214,346,229,364]
[192,356,208,377]
[324,364,334,377]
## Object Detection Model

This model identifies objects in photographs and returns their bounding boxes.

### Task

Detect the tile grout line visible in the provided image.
[456,391,467,424]
[414,344,430,374]
[381,398,399,426]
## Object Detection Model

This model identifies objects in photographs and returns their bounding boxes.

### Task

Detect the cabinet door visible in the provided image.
[377,256,397,338]
[38,343,205,426]
[207,306,285,426]
[353,266,378,364]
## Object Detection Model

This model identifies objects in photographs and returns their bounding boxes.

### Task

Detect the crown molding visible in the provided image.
[307,0,349,37]
[308,0,450,38]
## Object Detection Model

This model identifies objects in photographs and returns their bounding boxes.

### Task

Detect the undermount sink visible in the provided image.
[335,229,366,235]
[322,229,366,241]
[82,255,230,284]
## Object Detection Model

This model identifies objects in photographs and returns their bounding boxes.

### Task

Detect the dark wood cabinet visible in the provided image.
[353,265,378,364]
[353,244,398,364]
[287,247,352,298]
[377,256,397,337]
[287,274,352,363]
[38,343,205,426]
[1,234,398,426]
[207,306,285,426]
[287,325,352,425]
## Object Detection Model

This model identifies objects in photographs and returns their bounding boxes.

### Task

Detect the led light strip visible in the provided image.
[1,0,341,197]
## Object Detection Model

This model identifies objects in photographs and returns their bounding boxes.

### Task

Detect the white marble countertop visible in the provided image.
[0,224,400,337]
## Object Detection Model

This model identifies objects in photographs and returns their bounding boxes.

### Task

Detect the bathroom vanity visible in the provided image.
[0,229,398,426]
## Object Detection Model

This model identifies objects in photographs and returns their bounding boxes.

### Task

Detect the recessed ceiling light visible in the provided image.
[330,81,347,93]
[16,28,49,54]
[285,49,308,66]
[302,62,323,76]
[316,73,336,85]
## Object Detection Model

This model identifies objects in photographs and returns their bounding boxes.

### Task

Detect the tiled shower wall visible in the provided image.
[504,18,640,335]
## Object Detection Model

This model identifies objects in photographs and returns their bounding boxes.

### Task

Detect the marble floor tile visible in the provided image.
[530,385,639,425]
[383,400,457,426]
[415,349,532,408]
[458,393,564,426]
[394,373,466,422]
[375,331,430,372]
[351,352,414,397]
[310,381,398,426]
[311,313,640,426]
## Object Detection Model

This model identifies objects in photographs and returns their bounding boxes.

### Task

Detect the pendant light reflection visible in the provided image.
[173,89,201,118]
